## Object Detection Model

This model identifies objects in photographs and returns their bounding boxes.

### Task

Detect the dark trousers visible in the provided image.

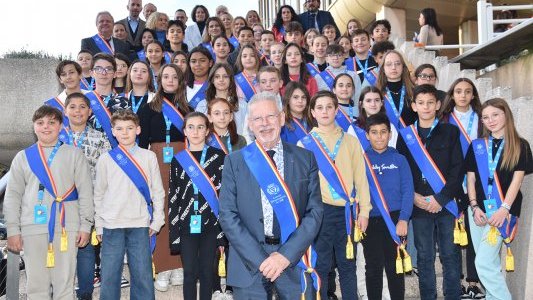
[213,245,232,292]
[464,209,480,283]
[361,212,405,300]
[413,214,461,300]
[181,230,217,300]
[315,204,357,300]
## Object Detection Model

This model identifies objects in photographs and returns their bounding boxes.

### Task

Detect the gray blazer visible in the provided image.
[219,142,323,288]
[117,17,146,51]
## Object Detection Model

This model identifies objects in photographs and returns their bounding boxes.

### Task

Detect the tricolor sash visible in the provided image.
[174,149,220,217]
[206,133,228,154]
[80,77,94,90]
[449,112,473,158]
[472,139,518,241]
[44,97,70,144]
[399,125,459,217]
[384,96,407,130]
[91,34,114,54]
[241,142,320,296]
[86,92,118,148]
[335,108,353,132]
[352,125,370,151]
[306,63,320,77]
[202,42,216,60]
[25,143,78,266]
[229,36,239,49]
[235,72,257,102]
[318,70,335,89]
[188,82,208,109]
[109,145,156,252]
[161,98,185,133]
[364,69,378,86]
[345,57,356,72]
[137,50,146,61]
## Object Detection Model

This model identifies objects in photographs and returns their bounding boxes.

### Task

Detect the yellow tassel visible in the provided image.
[459,222,469,247]
[152,261,156,279]
[453,219,460,245]
[486,226,499,246]
[91,229,99,246]
[301,293,306,300]
[401,247,413,273]
[46,244,55,268]
[395,247,403,274]
[346,235,354,259]
[316,292,321,300]
[353,225,365,242]
[60,229,68,252]
[218,249,226,277]
[506,247,514,272]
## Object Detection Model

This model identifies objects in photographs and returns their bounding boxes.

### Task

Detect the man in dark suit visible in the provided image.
[80,11,132,59]
[117,0,146,51]
[219,92,323,299]
[299,0,340,38]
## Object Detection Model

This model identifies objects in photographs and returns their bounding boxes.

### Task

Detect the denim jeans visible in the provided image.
[100,227,154,300]
[315,204,357,300]
[413,214,461,300]
[76,243,95,299]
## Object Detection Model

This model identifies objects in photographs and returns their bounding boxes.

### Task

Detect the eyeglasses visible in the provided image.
[93,66,115,74]
[250,112,281,124]
[417,73,436,80]
[384,61,402,68]
[481,112,504,122]
[327,53,342,58]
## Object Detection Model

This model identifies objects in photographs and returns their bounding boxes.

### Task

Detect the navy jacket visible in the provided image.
[299,10,340,37]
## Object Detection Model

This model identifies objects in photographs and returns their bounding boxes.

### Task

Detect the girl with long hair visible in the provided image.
[417,8,443,46]
[234,44,261,102]
[280,81,313,144]
[124,60,156,115]
[185,46,214,112]
[280,43,318,96]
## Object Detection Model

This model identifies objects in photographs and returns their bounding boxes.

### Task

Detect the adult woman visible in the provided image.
[220,12,234,40]
[272,5,300,42]
[202,17,225,59]
[245,10,261,26]
[417,8,443,46]
[345,19,362,37]
[185,5,210,49]
[232,17,247,41]
[146,12,170,45]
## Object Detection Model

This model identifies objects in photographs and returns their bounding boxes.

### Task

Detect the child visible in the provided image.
[4,105,93,299]
[235,44,261,103]
[228,26,254,69]
[370,19,391,43]
[413,64,447,101]
[371,41,395,67]
[205,63,247,134]
[212,35,232,64]
[298,90,371,300]
[166,20,187,53]
[77,50,94,90]
[306,35,329,76]
[52,60,87,107]
[316,44,362,99]
[64,93,112,299]
[207,98,247,152]
[137,28,156,62]
[439,77,485,299]
[168,112,226,300]
[362,113,414,300]
[94,109,165,299]
[257,66,284,107]
[284,21,313,62]
[332,73,358,132]
[171,50,188,73]
[397,84,464,300]
[337,35,352,60]
[280,81,313,144]
[270,42,285,70]
[281,43,319,97]
[322,24,337,44]
[304,28,320,53]
[466,98,532,300]
[145,40,168,86]
[113,53,131,95]
[345,29,379,86]
[185,46,213,111]
[259,30,275,66]
[124,60,156,115]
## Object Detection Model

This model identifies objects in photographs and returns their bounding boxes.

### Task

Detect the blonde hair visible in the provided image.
[376,50,414,101]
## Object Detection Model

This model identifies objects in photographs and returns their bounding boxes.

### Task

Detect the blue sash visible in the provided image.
[44,97,71,144]
[174,149,220,217]
[471,139,518,241]
[206,133,228,154]
[352,125,370,151]
[241,142,320,295]
[188,82,208,109]
[363,154,401,245]
[25,144,78,246]
[229,36,239,48]
[449,113,472,158]
[289,118,308,140]
[109,145,156,252]
[164,51,172,64]
[235,72,257,102]
[306,63,320,77]
[345,57,356,72]
[80,77,93,90]
[91,34,113,54]
[399,125,458,217]
[161,98,185,133]
[202,42,216,60]
[364,69,378,86]
[137,50,146,61]
[335,109,352,132]
[86,92,118,148]
[383,96,406,130]
[318,70,335,90]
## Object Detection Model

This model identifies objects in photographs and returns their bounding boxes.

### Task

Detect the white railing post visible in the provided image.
[485,1,494,39]
[477,0,489,44]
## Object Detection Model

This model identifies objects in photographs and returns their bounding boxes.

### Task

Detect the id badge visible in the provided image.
[34,205,47,224]
[190,215,202,234]
[484,199,498,218]
[163,146,174,163]
[328,185,341,201]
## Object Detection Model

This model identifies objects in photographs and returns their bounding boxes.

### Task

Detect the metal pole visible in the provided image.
[6,251,20,300]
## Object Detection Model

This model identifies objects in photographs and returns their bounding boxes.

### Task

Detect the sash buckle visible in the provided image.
[55,197,63,202]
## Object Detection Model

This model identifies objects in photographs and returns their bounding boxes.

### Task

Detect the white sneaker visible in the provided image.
[223,290,234,300]
[170,268,184,286]
[154,270,171,292]
[212,290,223,300]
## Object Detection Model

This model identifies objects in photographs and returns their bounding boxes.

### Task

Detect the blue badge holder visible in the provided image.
[484,199,498,219]
[163,146,174,163]
[190,215,201,234]
[328,185,341,201]
[34,204,48,225]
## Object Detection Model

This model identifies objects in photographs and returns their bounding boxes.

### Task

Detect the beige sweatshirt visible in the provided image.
[4,144,94,237]
[93,146,165,235]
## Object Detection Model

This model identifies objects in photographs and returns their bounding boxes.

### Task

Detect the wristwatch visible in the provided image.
[501,202,511,211]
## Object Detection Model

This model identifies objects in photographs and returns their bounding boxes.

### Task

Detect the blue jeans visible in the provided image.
[100,227,154,300]
[76,243,95,299]
[406,221,417,268]
[413,214,461,300]
[314,204,357,300]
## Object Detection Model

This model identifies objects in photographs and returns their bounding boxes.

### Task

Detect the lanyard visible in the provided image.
[130,93,145,114]
[487,136,505,198]
[465,110,476,138]
[37,141,62,203]
[386,85,406,119]
[311,131,344,161]
[355,57,369,77]
[191,145,209,214]
[103,94,111,106]
[415,119,439,182]
[224,134,233,154]
[163,115,172,145]
[68,126,88,148]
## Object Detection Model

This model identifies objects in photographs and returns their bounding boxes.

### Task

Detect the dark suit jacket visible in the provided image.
[80,36,132,59]
[219,142,323,288]
[299,10,340,37]
[117,17,146,51]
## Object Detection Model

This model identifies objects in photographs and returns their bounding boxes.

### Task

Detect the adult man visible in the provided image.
[143,3,157,21]
[174,9,188,28]
[215,5,229,17]
[80,11,132,58]
[117,0,146,51]
[219,92,323,299]
[299,0,340,38]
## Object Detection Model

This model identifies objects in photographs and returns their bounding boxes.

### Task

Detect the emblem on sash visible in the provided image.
[475,143,485,155]
[267,183,280,195]
[405,133,415,145]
